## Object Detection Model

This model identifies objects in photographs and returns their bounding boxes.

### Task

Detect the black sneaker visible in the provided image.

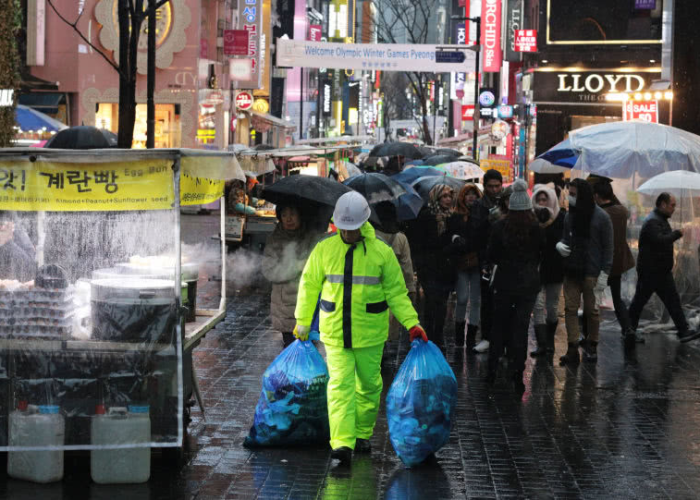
[355,439,371,453]
[331,447,352,464]
[678,329,700,343]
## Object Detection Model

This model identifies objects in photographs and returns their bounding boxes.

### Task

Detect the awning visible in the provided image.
[437,132,473,145]
[19,92,65,114]
[251,111,296,130]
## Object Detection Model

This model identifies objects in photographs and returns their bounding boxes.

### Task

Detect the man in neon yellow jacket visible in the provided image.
[294,191,428,464]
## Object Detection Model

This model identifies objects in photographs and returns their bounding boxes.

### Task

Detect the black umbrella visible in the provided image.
[262,175,353,231]
[421,154,459,166]
[45,126,118,149]
[369,142,423,159]
[343,173,424,222]
[412,175,465,201]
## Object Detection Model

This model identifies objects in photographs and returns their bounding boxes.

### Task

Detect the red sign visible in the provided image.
[462,105,475,121]
[235,91,254,110]
[623,100,659,123]
[481,0,503,73]
[515,30,537,52]
[223,30,249,56]
[308,25,322,42]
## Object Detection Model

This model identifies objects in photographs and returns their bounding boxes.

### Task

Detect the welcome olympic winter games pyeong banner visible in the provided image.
[276,39,476,74]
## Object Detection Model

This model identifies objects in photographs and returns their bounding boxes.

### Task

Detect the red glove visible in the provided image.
[409,325,428,343]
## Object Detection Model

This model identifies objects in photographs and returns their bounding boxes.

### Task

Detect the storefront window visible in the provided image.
[95,103,181,148]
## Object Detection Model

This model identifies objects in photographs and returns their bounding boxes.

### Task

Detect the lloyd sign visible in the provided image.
[533,71,657,103]
[623,100,658,123]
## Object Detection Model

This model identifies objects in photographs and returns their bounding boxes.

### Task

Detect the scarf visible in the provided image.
[427,184,454,236]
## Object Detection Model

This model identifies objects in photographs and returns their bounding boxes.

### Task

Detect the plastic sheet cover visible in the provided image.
[572,170,700,334]
[386,340,457,467]
[0,150,196,451]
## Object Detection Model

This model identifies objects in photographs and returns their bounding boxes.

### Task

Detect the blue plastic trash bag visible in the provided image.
[386,340,457,466]
[244,332,330,447]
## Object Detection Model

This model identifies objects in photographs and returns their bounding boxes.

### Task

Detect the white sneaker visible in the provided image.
[473,340,489,353]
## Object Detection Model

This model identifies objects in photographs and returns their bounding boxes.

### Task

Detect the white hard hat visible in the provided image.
[333,191,371,230]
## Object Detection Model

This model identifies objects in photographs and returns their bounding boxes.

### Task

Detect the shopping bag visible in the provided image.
[243,333,329,447]
[386,340,457,466]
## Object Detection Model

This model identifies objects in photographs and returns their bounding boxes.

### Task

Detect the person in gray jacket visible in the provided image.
[556,179,613,364]
[262,204,319,348]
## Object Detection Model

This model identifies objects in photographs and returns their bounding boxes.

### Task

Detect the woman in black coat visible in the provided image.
[529,185,566,357]
[487,180,544,394]
[411,184,455,350]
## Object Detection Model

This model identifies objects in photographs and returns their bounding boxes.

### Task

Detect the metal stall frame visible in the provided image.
[0,148,242,452]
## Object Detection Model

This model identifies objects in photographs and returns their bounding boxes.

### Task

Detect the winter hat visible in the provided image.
[508,179,532,211]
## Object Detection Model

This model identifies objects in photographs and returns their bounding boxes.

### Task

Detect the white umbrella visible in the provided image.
[637,170,700,197]
[438,161,484,180]
[530,121,700,179]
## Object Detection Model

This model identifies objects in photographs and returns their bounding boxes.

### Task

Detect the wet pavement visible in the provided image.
[3,214,700,499]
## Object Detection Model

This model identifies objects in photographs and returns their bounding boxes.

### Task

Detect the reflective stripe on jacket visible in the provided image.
[295,222,419,348]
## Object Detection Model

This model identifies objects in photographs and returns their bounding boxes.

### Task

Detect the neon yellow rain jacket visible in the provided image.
[295,222,419,348]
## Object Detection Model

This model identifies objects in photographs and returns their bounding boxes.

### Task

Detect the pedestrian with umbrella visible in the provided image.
[411,184,456,350]
[293,192,427,464]
[371,202,416,358]
[627,191,700,344]
[445,184,488,350]
[45,125,118,149]
[471,169,505,354]
[262,203,322,348]
[529,185,565,357]
[591,181,637,346]
[486,180,544,394]
[556,179,614,365]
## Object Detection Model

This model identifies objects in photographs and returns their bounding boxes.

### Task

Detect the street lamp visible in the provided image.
[450,15,480,161]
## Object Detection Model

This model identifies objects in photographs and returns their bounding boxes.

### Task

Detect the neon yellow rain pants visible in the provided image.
[325,343,385,450]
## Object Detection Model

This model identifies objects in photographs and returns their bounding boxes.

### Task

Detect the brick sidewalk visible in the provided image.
[178,290,700,500]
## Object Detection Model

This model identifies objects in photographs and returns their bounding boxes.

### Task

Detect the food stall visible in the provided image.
[223,145,363,248]
[0,148,241,480]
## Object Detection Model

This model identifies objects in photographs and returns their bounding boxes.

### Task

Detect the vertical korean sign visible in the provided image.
[481,0,503,73]
[233,0,262,88]
[505,0,523,62]
[451,22,467,100]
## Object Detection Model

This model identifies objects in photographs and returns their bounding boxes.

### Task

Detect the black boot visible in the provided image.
[559,342,580,366]
[511,370,525,395]
[530,324,548,357]
[546,321,558,353]
[466,324,478,351]
[454,322,466,347]
[583,340,598,362]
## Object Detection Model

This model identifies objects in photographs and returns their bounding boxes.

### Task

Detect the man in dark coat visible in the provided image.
[472,169,503,353]
[557,179,613,364]
[592,181,638,345]
[628,193,700,343]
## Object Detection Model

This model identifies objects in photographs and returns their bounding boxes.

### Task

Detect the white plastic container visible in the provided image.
[8,404,65,483]
[91,405,151,484]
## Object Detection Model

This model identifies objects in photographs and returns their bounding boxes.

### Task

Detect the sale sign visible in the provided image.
[462,105,474,121]
[515,30,537,52]
[235,91,254,110]
[481,0,503,72]
[223,30,249,56]
[623,100,658,123]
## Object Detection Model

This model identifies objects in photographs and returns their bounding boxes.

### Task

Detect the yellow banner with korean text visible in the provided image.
[0,159,226,211]
[180,173,225,206]
[0,160,174,211]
